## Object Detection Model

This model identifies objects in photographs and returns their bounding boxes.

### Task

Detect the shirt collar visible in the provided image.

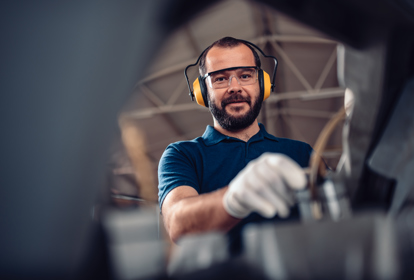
[259,123,279,142]
[201,125,227,146]
[202,123,278,146]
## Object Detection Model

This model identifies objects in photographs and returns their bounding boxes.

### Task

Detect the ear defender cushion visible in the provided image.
[193,76,209,107]
[258,69,272,101]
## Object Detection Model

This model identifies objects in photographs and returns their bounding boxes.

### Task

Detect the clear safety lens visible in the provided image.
[206,67,258,89]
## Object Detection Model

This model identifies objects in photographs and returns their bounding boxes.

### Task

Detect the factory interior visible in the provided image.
[1,0,414,279]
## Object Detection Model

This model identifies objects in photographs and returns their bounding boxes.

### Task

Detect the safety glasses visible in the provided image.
[204,66,258,89]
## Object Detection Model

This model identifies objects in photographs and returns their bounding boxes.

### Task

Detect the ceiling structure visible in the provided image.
[113,0,345,198]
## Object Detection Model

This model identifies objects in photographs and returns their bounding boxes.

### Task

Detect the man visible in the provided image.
[158,37,312,251]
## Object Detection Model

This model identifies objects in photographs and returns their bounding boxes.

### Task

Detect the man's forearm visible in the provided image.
[165,187,240,242]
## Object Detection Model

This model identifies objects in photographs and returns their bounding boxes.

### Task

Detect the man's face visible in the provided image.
[205,44,262,131]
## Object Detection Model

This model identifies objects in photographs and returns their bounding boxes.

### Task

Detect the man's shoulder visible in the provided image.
[263,134,312,167]
[265,136,312,167]
[163,136,207,157]
[271,136,311,148]
[259,124,311,149]
[166,136,205,150]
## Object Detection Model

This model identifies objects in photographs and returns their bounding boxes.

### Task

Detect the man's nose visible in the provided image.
[228,75,242,93]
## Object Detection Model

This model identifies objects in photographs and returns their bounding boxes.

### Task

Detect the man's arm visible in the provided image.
[161,185,240,243]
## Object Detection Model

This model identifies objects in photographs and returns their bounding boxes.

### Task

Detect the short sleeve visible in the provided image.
[157,144,200,209]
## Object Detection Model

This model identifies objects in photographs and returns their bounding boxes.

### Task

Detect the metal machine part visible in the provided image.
[243,212,400,280]
[167,232,229,277]
[103,208,167,280]
[296,178,352,223]
[368,78,414,215]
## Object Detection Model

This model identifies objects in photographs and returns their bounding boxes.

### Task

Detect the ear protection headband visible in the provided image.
[184,40,278,107]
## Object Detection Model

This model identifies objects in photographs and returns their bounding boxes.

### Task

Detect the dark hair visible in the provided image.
[198,37,261,76]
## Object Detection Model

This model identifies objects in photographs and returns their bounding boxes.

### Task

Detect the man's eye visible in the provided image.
[214,77,227,83]
[240,74,252,80]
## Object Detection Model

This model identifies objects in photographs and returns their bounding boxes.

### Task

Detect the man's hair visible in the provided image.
[199,37,261,76]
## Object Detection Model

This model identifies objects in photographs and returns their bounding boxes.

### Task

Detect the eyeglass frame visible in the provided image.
[203,66,259,89]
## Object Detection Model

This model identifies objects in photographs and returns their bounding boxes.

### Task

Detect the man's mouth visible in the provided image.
[228,101,246,105]
[222,96,251,107]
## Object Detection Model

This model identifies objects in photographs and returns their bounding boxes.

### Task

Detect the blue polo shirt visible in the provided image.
[157,123,312,253]
[158,123,312,207]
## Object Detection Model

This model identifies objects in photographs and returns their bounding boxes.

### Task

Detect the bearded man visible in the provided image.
[158,37,312,253]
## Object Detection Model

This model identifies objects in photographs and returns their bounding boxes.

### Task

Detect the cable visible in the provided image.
[308,105,347,219]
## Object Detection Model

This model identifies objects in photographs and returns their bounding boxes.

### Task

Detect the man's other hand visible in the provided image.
[223,153,307,219]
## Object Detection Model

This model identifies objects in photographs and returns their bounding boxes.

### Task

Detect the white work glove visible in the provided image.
[223,153,307,219]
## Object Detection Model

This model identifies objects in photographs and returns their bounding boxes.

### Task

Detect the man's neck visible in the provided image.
[213,120,260,142]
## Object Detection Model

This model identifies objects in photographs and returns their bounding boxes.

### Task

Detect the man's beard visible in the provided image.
[208,93,262,132]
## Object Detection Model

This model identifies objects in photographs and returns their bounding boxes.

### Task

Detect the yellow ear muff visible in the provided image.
[193,77,209,107]
[193,78,205,107]
[262,70,271,101]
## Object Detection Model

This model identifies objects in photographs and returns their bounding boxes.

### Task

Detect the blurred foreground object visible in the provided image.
[367,79,414,216]
[0,0,172,278]
[167,232,229,276]
[103,207,166,280]
[243,212,400,279]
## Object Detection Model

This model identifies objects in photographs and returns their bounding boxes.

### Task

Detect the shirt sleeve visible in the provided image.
[157,144,200,210]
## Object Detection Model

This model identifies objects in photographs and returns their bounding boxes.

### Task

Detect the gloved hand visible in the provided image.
[223,153,307,219]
